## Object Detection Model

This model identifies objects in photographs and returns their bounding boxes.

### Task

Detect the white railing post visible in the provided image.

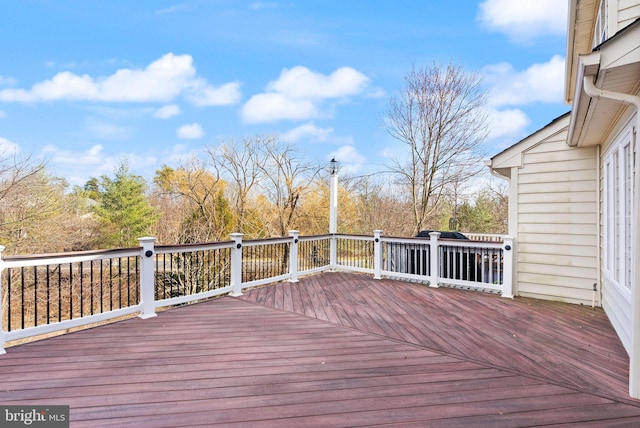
[138,237,158,319]
[428,232,440,288]
[330,234,337,271]
[329,168,338,235]
[230,233,244,296]
[0,245,6,354]
[501,236,514,299]
[289,230,299,283]
[373,230,383,279]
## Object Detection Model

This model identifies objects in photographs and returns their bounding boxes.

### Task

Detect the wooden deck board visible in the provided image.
[1,271,638,426]
[240,272,633,400]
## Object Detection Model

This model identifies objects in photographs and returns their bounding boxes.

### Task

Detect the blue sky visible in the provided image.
[0,0,570,186]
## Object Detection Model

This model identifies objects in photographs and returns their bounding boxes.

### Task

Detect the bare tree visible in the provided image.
[385,62,488,235]
[151,158,232,244]
[0,149,45,202]
[1,169,99,254]
[257,140,322,236]
[204,136,271,236]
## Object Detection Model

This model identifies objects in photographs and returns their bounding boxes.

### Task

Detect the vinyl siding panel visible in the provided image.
[518,169,596,184]
[519,180,597,194]
[519,212,597,225]
[515,134,598,305]
[518,191,595,204]
[518,281,596,305]
[518,158,596,174]
[618,0,640,29]
[518,252,596,269]
[519,202,598,214]
[518,242,596,258]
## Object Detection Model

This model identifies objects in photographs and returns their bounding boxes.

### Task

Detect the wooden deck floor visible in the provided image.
[1,272,639,427]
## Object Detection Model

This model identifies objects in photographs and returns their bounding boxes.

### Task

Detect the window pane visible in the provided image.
[623,143,632,289]
[613,151,620,282]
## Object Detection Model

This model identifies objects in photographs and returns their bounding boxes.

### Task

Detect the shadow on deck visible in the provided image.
[1,272,639,427]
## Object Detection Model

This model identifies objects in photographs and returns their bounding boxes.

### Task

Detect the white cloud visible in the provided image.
[478,0,567,42]
[267,66,369,99]
[486,108,531,140]
[85,117,130,140]
[186,80,241,106]
[378,147,397,159]
[483,55,565,107]
[0,76,17,86]
[177,123,204,139]
[160,143,201,165]
[0,53,241,107]
[250,2,285,10]
[40,144,158,186]
[282,123,334,142]
[243,93,318,123]
[156,4,192,15]
[329,145,367,175]
[154,104,181,119]
[42,143,105,165]
[0,137,20,155]
[0,110,5,119]
[241,66,369,123]
[282,122,355,145]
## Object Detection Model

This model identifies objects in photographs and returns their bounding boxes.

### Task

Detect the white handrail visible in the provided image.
[0,230,513,353]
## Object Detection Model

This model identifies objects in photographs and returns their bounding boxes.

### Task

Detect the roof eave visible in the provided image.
[565,0,598,104]
[567,52,601,147]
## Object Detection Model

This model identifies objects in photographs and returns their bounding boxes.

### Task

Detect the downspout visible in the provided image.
[583,75,640,399]
[595,144,601,309]
[583,76,640,108]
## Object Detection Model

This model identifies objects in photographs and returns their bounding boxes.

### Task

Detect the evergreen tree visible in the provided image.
[91,161,159,247]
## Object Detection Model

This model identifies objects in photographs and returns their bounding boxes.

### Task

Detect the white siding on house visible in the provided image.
[618,0,640,29]
[515,134,599,305]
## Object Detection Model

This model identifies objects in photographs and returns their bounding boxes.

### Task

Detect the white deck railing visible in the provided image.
[0,231,513,353]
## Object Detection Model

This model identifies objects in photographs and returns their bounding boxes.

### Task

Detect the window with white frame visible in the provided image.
[603,126,635,292]
[593,0,608,48]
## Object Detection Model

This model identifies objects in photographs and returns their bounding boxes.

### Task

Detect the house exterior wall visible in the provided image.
[598,111,637,354]
[513,130,599,305]
[618,0,640,29]
[599,0,640,46]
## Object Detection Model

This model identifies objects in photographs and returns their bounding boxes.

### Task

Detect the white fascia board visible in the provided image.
[568,52,602,147]
[490,114,571,170]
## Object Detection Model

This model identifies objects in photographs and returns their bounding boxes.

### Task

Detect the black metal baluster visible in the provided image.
[57,264,62,322]
[7,268,12,331]
[109,259,113,311]
[90,261,94,315]
[170,252,175,298]
[133,256,138,303]
[99,261,104,313]
[33,266,38,327]
[118,257,123,309]
[79,262,84,317]
[154,254,159,300]
[195,250,200,293]
[126,257,131,306]
[69,263,73,319]
[46,265,51,324]
[20,267,25,329]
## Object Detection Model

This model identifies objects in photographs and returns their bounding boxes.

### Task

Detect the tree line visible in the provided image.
[0,62,508,255]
